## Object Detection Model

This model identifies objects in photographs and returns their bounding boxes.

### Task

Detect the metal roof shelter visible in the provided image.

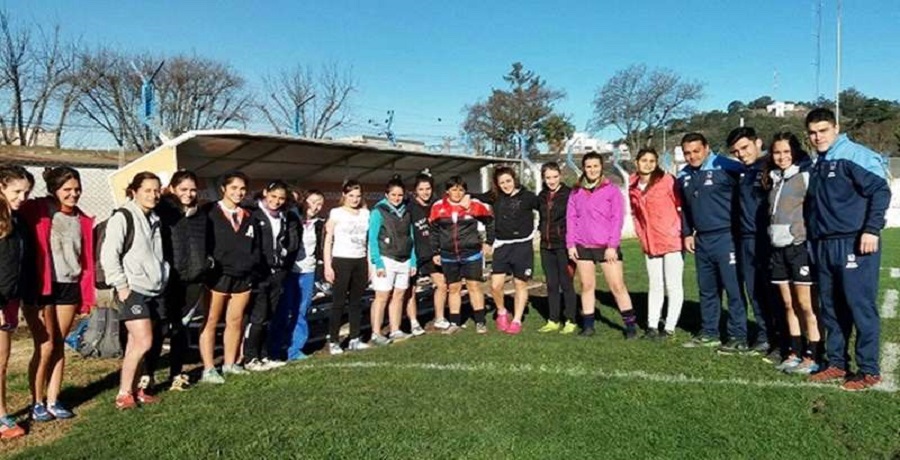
[109,129,516,205]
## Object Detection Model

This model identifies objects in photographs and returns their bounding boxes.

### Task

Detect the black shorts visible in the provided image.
[442,259,484,284]
[36,282,82,306]
[491,241,534,280]
[417,259,443,277]
[770,244,814,285]
[575,245,624,264]
[116,290,163,323]
[208,273,252,294]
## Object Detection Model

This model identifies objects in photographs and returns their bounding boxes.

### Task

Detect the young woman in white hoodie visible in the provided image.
[100,172,169,410]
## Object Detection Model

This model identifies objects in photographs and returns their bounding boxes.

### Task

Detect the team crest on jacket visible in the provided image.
[703,171,713,186]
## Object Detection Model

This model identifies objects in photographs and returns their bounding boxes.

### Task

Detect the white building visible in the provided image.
[563,132,614,155]
[766,101,797,118]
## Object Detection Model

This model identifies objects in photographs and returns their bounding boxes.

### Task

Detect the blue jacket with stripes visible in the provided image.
[677,152,744,237]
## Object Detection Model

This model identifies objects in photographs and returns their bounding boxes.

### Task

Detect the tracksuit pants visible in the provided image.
[738,236,779,345]
[814,237,881,375]
[695,231,747,341]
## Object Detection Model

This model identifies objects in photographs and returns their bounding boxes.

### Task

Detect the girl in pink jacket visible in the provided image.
[628,148,684,340]
[566,152,636,338]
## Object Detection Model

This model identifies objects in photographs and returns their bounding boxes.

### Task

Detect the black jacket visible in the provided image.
[537,185,571,250]
[249,203,297,278]
[158,196,210,283]
[204,202,258,278]
[0,214,25,305]
[478,189,539,241]
[410,196,436,263]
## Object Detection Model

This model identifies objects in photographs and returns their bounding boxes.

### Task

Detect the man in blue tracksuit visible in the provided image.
[805,108,891,391]
[677,133,748,351]
[727,127,780,357]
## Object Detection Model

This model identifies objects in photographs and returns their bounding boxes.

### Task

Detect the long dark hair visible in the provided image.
[634,148,665,190]
[0,165,34,238]
[165,170,200,208]
[43,166,80,201]
[576,152,604,189]
[125,172,162,199]
[541,161,562,190]
[762,132,810,190]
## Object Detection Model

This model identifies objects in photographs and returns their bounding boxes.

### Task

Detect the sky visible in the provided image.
[8,0,900,147]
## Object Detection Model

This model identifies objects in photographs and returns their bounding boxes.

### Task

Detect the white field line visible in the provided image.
[879,343,899,393]
[890,268,900,278]
[881,290,899,319]
[296,360,893,393]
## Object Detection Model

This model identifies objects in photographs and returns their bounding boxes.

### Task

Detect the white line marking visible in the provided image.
[879,343,899,393]
[891,268,900,278]
[881,290,899,319]
[297,360,889,393]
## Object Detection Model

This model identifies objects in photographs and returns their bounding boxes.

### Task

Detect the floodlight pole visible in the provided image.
[835,0,842,125]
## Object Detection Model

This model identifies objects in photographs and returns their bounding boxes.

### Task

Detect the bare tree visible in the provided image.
[259,63,355,138]
[0,11,79,146]
[75,48,252,152]
[590,64,704,150]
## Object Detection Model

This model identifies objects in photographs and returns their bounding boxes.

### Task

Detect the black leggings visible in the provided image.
[244,270,286,360]
[541,248,577,323]
[144,280,203,381]
[329,257,368,341]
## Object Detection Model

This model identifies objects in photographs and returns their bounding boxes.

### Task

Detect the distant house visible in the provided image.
[1,127,59,147]
[766,101,801,118]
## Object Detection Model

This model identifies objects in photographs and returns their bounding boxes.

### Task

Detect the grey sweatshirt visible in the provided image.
[768,164,809,248]
[100,200,169,296]
[50,212,83,282]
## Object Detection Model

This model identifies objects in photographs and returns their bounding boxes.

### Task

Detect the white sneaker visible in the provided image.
[370,334,392,346]
[261,358,287,370]
[389,330,412,342]
[222,364,248,375]
[348,338,371,351]
[410,321,426,336]
[328,342,344,355]
[244,359,269,372]
[433,318,451,330]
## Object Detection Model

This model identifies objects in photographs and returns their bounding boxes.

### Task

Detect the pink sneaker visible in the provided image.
[496,311,510,332]
[505,321,522,335]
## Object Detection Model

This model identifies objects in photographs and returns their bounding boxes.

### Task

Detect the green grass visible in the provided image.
[10,230,900,459]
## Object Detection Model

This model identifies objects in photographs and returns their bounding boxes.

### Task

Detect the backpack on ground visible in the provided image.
[77,306,123,359]
[93,208,134,290]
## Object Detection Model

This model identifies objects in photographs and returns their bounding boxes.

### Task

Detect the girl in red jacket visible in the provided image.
[21,166,96,422]
[628,148,684,340]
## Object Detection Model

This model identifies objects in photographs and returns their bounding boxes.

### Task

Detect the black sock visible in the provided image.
[473,309,486,325]
[583,313,595,330]
[790,335,802,356]
[620,309,637,327]
[449,313,461,326]
[805,341,820,360]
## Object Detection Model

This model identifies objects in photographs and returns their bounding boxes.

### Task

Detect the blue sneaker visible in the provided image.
[775,355,802,372]
[31,403,54,422]
[788,358,820,375]
[47,402,75,419]
[287,352,309,362]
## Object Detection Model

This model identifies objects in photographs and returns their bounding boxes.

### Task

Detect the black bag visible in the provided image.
[93,208,134,290]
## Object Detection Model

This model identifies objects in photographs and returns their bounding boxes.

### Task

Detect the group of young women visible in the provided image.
[0,132,821,437]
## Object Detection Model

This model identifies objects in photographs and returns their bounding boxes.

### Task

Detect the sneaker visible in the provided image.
[750,341,770,356]
[624,324,639,340]
[443,324,461,335]
[578,328,596,338]
[658,330,675,341]
[476,322,488,334]
[0,415,25,440]
[762,348,783,364]
[559,321,577,335]
[261,358,287,370]
[641,329,659,340]
[115,393,137,410]
[495,311,511,332]
[31,403,54,422]
[717,339,750,355]
[244,358,270,372]
[287,352,309,362]
[46,402,75,419]
[222,364,248,375]
[505,321,522,335]
[328,342,345,355]
[136,389,158,405]
[201,368,225,385]
[808,366,847,383]
[370,334,392,347]
[433,318,451,330]
[348,338,371,351]
[169,374,191,391]
[841,374,883,392]
[775,355,801,372]
[788,358,820,375]
[539,321,561,333]
[410,322,426,337]
[682,335,721,349]
[389,331,412,342]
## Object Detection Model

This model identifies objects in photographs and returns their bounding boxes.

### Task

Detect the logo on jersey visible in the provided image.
[703,171,714,186]
[827,162,837,178]
[845,254,858,269]
[130,304,143,315]
[799,266,809,276]
[245,226,254,238]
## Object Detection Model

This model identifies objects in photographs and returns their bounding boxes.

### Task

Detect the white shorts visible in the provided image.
[371,257,411,292]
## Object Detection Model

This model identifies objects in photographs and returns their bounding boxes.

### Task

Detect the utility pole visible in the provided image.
[293,94,315,137]
[835,0,842,124]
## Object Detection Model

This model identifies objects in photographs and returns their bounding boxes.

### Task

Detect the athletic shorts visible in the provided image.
[442,259,483,284]
[416,259,443,277]
[491,241,534,280]
[37,282,82,306]
[371,257,411,292]
[1,301,19,331]
[208,273,252,294]
[770,244,814,285]
[575,245,624,264]
[116,290,163,323]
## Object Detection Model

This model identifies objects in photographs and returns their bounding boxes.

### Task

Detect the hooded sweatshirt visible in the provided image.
[100,199,169,296]
[566,178,625,249]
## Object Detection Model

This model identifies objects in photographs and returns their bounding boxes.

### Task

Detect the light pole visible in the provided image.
[835,0,842,124]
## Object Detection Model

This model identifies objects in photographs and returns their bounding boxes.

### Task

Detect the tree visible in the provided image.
[589,64,704,150]
[75,49,252,152]
[462,62,565,157]
[748,95,773,110]
[727,100,746,114]
[258,63,355,138]
[0,11,79,147]
[540,113,574,154]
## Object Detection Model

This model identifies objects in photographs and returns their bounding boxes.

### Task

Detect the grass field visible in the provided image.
[4,230,900,459]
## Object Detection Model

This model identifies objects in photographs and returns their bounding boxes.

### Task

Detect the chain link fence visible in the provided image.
[21,162,117,220]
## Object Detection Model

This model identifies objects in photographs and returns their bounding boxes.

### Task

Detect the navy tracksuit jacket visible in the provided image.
[807,134,891,375]
[678,152,747,341]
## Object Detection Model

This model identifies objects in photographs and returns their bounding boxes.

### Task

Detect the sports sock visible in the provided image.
[473,309,486,325]
[583,312,595,330]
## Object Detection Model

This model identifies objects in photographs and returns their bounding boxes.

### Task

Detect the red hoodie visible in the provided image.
[20,197,96,313]
[628,173,683,257]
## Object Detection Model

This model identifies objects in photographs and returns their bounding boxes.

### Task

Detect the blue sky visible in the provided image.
[10,0,900,146]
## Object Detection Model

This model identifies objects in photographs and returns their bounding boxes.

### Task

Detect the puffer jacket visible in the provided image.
[157,195,210,283]
[629,173,683,256]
